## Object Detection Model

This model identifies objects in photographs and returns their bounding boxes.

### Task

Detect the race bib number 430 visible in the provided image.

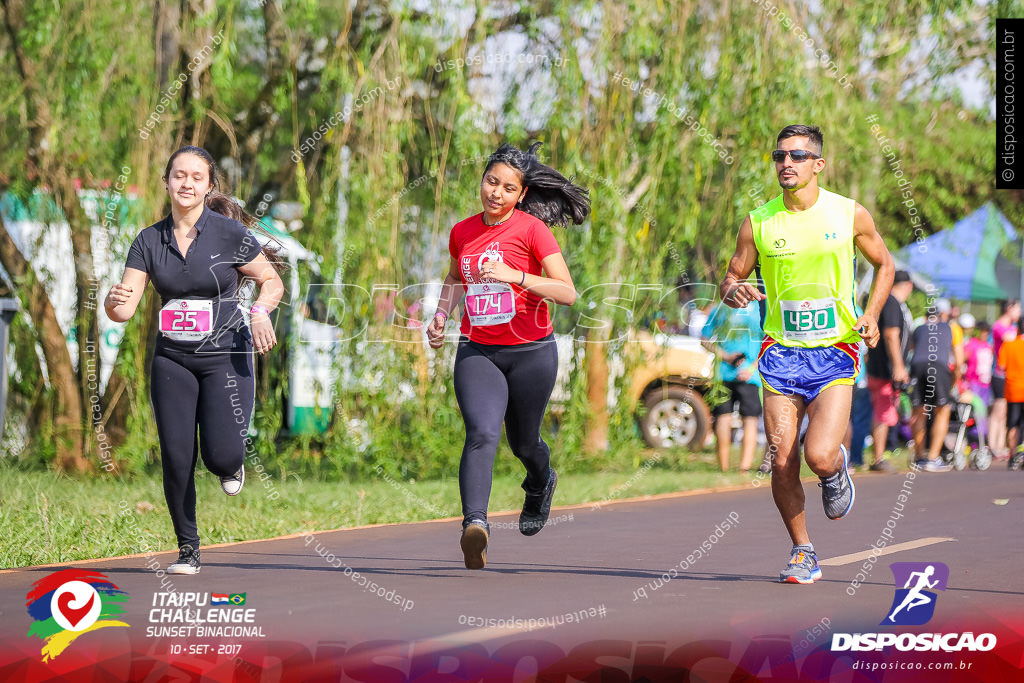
[159,299,213,341]
[465,283,516,327]
[780,298,838,342]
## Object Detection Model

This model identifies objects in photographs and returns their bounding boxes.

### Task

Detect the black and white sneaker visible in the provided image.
[220,466,244,496]
[519,468,558,536]
[167,546,201,575]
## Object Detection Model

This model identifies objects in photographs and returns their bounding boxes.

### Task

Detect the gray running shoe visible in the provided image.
[519,468,558,536]
[820,445,855,520]
[460,520,489,570]
[779,547,821,584]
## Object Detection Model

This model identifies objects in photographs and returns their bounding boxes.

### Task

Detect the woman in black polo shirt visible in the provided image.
[105,146,284,575]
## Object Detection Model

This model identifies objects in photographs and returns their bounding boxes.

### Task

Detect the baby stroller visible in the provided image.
[942,388,991,470]
[897,381,991,470]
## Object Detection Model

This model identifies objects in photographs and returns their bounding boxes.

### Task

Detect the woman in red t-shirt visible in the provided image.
[426,142,589,569]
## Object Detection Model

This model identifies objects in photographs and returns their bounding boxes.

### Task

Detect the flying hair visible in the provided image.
[484,142,590,227]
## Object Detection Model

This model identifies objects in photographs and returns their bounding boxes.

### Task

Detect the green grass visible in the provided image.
[0,447,776,568]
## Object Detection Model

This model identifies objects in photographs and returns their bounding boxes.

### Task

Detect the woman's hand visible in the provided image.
[105,268,149,322]
[480,258,520,284]
[427,311,448,349]
[250,310,277,355]
[106,283,134,308]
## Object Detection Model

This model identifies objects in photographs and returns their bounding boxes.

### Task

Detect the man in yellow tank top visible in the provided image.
[719,125,895,584]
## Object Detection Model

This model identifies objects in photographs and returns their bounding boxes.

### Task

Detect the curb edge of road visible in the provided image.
[1,473,881,574]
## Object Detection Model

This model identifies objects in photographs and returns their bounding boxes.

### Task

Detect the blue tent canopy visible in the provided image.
[896,203,1022,302]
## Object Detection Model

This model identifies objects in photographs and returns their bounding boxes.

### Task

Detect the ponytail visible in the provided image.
[484,142,590,227]
[205,190,286,283]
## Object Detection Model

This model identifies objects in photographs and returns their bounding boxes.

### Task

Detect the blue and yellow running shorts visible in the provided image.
[757,336,860,403]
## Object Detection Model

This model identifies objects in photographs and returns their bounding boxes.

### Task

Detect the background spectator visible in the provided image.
[962,316,991,436]
[866,269,913,472]
[989,300,1020,459]
[997,316,1024,470]
[702,301,763,472]
[908,300,959,471]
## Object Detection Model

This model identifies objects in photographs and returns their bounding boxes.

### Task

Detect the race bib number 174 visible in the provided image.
[465,283,516,327]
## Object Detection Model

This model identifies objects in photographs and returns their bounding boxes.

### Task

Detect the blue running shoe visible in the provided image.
[779,548,822,584]
[820,444,855,520]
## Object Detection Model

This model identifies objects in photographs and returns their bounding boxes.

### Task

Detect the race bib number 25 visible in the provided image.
[159,299,213,341]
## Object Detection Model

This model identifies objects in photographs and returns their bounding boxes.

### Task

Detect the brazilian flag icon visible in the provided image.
[229,593,246,606]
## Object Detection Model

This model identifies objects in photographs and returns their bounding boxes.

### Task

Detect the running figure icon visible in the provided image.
[887,565,939,623]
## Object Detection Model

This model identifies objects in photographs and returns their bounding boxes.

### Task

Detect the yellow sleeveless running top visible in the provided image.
[751,189,862,348]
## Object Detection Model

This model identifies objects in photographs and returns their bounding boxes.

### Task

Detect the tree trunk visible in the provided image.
[1,0,91,471]
[0,215,87,471]
[153,0,181,91]
[53,172,102,463]
[583,329,610,453]
[181,0,217,146]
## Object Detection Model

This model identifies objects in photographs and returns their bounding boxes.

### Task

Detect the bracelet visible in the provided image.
[434,310,448,323]
[519,271,526,287]
[250,304,270,317]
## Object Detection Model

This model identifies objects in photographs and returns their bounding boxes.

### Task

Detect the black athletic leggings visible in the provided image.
[453,334,558,525]
[151,338,254,550]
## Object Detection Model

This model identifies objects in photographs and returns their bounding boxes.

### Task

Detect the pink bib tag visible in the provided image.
[159,299,214,341]
[465,283,516,326]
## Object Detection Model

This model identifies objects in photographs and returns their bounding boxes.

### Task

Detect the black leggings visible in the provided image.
[453,335,558,525]
[151,340,254,549]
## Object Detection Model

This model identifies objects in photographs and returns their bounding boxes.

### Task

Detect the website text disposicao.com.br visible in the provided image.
[848,660,974,672]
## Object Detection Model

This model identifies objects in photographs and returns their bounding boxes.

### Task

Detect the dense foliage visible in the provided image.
[0,0,1008,478]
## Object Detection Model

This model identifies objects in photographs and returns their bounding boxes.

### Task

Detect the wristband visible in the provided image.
[519,271,526,287]
[250,304,270,317]
[434,310,448,324]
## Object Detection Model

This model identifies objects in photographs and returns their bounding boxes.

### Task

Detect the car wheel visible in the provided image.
[639,386,711,449]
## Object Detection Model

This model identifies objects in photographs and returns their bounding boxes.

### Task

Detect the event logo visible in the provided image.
[831,560,994,653]
[26,569,129,662]
[884,562,948,626]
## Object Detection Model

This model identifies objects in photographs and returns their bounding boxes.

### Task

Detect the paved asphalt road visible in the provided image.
[1,468,1022,682]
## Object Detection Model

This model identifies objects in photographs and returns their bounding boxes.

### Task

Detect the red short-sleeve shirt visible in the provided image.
[448,210,562,345]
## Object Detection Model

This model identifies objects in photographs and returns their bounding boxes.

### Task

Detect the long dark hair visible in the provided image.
[164,145,285,283]
[483,142,590,227]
